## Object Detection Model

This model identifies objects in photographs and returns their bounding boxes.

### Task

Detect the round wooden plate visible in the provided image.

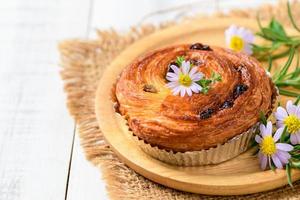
[95,17,300,195]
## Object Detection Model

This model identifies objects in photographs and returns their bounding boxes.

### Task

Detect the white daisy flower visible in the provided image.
[255,121,293,170]
[225,25,255,55]
[275,100,300,144]
[166,61,204,97]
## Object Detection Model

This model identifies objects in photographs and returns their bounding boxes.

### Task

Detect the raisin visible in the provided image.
[190,43,212,51]
[220,100,234,109]
[143,84,158,93]
[201,45,212,51]
[167,62,179,73]
[233,84,248,98]
[200,108,214,119]
[190,59,203,66]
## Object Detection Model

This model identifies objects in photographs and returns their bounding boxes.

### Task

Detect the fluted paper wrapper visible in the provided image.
[129,125,258,166]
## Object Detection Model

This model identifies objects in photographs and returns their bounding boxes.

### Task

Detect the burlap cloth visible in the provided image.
[59,1,300,199]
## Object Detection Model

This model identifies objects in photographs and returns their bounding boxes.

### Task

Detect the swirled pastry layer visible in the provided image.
[115,44,276,152]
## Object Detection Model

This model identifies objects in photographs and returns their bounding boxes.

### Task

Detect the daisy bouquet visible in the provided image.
[256,97,300,187]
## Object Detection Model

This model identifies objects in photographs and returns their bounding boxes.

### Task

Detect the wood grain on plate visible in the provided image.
[95,17,300,195]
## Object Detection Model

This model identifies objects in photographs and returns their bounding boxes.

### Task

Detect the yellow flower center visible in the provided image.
[284,115,300,134]
[179,73,192,86]
[260,136,276,155]
[229,36,244,52]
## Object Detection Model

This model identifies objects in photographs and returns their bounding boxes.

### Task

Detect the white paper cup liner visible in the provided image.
[129,124,258,166]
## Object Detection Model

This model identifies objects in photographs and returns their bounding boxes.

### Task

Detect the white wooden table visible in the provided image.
[0,0,277,199]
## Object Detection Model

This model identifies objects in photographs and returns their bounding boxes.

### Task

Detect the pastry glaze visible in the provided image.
[115,44,276,152]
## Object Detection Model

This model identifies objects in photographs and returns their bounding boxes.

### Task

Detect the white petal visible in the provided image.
[277,121,284,128]
[287,100,297,115]
[166,72,178,78]
[290,134,298,145]
[266,121,273,136]
[189,67,198,76]
[225,25,238,44]
[259,124,266,137]
[243,44,253,55]
[276,143,293,152]
[236,27,246,37]
[271,154,283,169]
[172,86,181,96]
[296,106,300,117]
[166,76,179,82]
[225,25,238,35]
[191,72,204,81]
[190,83,199,93]
[170,65,180,74]
[166,82,179,89]
[186,88,192,96]
[192,83,202,92]
[195,83,202,91]
[180,87,186,97]
[275,107,288,121]
[181,61,190,74]
[255,135,262,144]
[259,152,268,170]
[276,150,291,164]
[273,127,284,142]
[295,132,300,144]
[243,31,255,43]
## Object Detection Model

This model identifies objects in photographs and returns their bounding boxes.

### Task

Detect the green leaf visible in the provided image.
[292,145,300,151]
[295,96,300,105]
[260,27,290,42]
[211,72,222,82]
[269,18,287,37]
[280,126,288,142]
[276,80,300,87]
[269,49,291,60]
[278,88,300,97]
[290,159,300,169]
[287,1,300,33]
[176,56,185,66]
[197,79,212,87]
[259,111,267,125]
[291,52,300,79]
[268,55,273,72]
[276,48,295,81]
[286,163,293,187]
[270,162,276,171]
[291,67,300,79]
[252,43,272,52]
[201,86,209,94]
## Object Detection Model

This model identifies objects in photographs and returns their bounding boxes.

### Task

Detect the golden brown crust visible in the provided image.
[115,44,276,152]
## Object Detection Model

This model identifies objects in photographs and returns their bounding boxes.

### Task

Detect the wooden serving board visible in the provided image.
[95,17,300,195]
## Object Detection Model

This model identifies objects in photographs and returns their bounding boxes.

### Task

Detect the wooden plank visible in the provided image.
[89,0,218,31]
[0,0,91,199]
[66,135,108,200]
[217,0,277,13]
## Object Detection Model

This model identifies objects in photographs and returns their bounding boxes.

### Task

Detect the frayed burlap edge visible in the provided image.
[59,1,300,199]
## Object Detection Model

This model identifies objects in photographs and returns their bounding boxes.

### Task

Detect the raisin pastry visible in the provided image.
[114,43,277,166]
